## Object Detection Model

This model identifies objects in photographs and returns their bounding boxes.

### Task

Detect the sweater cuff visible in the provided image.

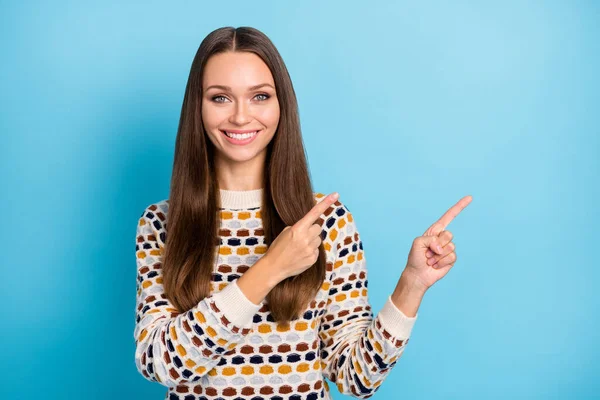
[378,295,418,339]
[212,280,263,329]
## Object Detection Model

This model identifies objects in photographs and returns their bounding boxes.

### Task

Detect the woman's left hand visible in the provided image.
[403,195,473,292]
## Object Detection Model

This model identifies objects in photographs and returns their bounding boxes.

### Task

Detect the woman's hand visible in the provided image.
[263,192,339,282]
[403,195,473,292]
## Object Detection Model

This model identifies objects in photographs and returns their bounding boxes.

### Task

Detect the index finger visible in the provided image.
[424,195,472,235]
[296,192,339,230]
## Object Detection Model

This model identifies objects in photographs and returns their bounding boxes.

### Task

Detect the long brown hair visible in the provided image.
[162,26,327,325]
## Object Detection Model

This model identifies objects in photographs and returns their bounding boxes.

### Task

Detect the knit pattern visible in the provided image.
[134,192,418,399]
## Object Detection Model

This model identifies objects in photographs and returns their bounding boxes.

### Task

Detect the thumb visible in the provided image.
[420,235,444,255]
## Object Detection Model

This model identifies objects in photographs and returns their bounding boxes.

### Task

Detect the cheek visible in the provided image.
[201,103,222,127]
[257,102,280,127]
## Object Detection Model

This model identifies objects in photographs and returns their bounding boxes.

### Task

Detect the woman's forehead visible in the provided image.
[203,52,275,90]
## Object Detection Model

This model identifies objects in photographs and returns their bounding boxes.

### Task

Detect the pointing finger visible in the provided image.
[296,192,339,230]
[424,195,472,236]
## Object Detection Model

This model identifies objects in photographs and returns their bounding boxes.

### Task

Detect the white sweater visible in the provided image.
[134,188,418,399]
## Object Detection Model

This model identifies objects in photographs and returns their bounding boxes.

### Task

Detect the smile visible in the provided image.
[220,130,261,145]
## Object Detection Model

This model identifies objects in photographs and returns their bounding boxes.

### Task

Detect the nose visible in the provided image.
[229,101,251,125]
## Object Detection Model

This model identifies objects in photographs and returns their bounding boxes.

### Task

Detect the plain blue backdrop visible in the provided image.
[1,1,598,399]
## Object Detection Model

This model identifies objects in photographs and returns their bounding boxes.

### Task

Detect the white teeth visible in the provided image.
[225,131,258,140]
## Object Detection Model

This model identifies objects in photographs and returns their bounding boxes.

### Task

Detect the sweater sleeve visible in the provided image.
[318,203,418,399]
[133,207,263,387]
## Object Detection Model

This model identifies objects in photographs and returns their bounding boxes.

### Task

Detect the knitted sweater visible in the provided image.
[134,188,418,400]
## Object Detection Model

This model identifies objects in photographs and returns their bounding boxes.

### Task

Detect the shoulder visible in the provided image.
[313,191,357,247]
[137,198,170,232]
[313,191,353,218]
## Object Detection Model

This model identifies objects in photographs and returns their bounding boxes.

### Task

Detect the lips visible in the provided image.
[221,130,259,136]
[221,129,261,134]
[220,129,261,145]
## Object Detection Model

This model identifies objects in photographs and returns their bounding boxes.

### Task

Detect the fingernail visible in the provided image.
[437,245,443,253]
[332,192,339,200]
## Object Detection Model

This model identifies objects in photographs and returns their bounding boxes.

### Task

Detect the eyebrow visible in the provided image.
[204,83,275,92]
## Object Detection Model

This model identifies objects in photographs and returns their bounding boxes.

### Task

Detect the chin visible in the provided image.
[221,149,265,164]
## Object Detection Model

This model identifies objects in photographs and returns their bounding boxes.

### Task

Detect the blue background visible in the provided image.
[2,1,598,399]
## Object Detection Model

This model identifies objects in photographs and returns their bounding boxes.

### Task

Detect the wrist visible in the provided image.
[254,254,284,289]
[390,271,427,318]
[236,255,282,305]
[398,270,428,296]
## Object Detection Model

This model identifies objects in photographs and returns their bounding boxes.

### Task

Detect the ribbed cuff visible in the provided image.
[212,280,263,329]
[378,295,418,339]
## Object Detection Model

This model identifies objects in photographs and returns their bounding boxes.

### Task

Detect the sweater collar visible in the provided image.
[219,188,263,209]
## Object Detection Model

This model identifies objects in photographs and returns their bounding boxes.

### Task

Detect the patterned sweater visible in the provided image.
[134,188,418,400]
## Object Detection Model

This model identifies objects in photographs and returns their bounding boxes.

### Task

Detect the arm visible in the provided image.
[133,207,264,387]
[319,204,419,399]
[390,271,427,319]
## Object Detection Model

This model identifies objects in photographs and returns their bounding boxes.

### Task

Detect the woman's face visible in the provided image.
[201,51,280,164]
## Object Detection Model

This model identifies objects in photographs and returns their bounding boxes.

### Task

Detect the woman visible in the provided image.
[134,26,472,400]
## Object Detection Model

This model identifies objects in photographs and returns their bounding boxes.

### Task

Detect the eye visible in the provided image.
[255,93,270,101]
[211,95,228,103]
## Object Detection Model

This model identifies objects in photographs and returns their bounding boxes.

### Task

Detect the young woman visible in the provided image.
[134,26,472,400]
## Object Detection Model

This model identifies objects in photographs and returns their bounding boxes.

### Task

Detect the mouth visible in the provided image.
[220,129,261,145]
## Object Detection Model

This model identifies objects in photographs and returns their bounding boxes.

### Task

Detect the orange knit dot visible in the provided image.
[194,366,206,374]
[194,311,206,323]
[296,363,310,373]
[241,366,254,375]
[278,365,292,374]
[185,359,196,368]
[238,212,251,220]
[335,294,347,302]
[295,322,308,331]
[260,365,274,374]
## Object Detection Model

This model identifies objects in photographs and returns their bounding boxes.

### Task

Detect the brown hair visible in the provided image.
[162,26,327,326]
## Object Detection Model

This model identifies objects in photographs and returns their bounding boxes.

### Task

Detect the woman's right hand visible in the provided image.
[264,192,340,282]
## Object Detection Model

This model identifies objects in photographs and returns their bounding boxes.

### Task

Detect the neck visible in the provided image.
[214,152,267,192]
